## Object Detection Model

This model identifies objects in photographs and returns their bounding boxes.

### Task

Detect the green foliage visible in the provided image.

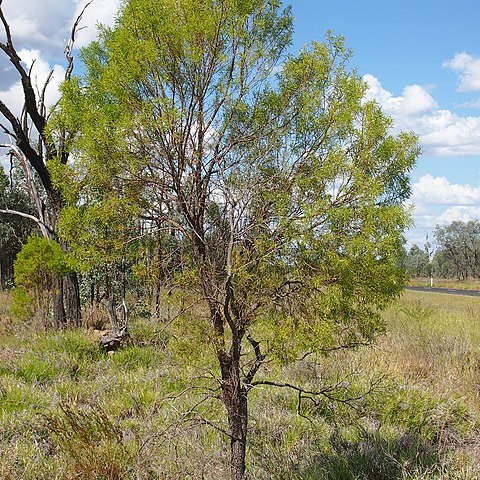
[434,220,480,280]
[10,236,70,325]
[0,168,37,288]
[404,244,431,277]
[14,235,70,286]
[57,0,419,350]
[9,287,35,322]
[52,1,420,476]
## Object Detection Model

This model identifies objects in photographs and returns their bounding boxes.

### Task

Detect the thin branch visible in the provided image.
[0,207,53,235]
[65,0,94,80]
[0,123,15,137]
[244,332,266,385]
[251,376,384,407]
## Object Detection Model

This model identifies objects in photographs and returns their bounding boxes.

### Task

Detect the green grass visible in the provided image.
[0,291,480,478]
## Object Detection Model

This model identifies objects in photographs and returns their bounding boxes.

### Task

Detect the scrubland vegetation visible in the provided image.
[1,289,480,479]
[0,1,476,478]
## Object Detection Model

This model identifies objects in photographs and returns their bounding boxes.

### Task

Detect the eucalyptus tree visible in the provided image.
[434,220,480,279]
[404,244,430,277]
[55,0,419,477]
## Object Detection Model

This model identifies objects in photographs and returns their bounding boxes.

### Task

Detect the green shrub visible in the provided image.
[10,236,71,327]
[9,287,34,322]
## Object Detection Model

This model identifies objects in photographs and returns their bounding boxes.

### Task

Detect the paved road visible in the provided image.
[405,286,480,297]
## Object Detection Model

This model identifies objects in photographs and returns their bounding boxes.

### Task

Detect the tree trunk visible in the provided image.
[64,272,81,327]
[53,276,66,329]
[219,352,248,480]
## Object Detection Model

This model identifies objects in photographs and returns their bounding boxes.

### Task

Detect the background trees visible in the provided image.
[404,221,480,281]
[403,244,430,277]
[434,221,480,280]
[0,168,37,288]
[55,0,418,477]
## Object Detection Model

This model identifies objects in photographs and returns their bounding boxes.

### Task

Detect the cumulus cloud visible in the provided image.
[70,0,122,48]
[363,74,437,116]
[407,203,480,247]
[443,52,480,92]
[0,0,120,125]
[411,174,480,206]
[1,0,120,51]
[0,1,120,172]
[1,0,70,49]
[363,74,480,156]
[406,176,480,246]
[437,206,480,225]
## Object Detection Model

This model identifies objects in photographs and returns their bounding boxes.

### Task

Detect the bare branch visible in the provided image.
[65,0,95,80]
[0,207,53,236]
[244,333,266,385]
[251,375,384,409]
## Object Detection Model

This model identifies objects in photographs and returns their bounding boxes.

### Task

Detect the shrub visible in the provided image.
[10,236,70,327]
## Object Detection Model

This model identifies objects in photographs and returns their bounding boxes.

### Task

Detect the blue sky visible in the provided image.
[289,0,480,246]
[1,0,480,247]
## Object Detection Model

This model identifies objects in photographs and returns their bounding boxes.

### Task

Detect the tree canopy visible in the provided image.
[52,0,419,477]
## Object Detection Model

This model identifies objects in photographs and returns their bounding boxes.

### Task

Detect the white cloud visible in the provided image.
[363,74,437,116]
[1,0,72,49]
[0,0,120,53]
[0,0,120,143]
[420,111,480,155]
[0,49,66,117]
[443,52,480,92]
[411,174,480,206]
[71,0,122,48]
[459,98,480,109]
[363,74,480,156]
[406,176,480,246]
[437,206,480,224]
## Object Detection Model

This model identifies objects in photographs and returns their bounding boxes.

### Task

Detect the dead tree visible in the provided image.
[0,1,92,326]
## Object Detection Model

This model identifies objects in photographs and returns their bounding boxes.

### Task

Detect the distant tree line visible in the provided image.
[403,220,480,280]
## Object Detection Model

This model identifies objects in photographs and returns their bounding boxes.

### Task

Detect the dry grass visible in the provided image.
[409,276,480,290]
[0,291,11,319]
[1,290,480,478]
[375,290,480,411]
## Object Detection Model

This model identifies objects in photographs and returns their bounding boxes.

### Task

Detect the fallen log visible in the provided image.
[99,326,129,352]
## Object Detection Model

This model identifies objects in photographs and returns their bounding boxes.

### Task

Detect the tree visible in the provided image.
[56,0,419,477]
[0,1,92,326]
[404,244,430,277]
[11,235,71,328]
[434,221,480,280]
